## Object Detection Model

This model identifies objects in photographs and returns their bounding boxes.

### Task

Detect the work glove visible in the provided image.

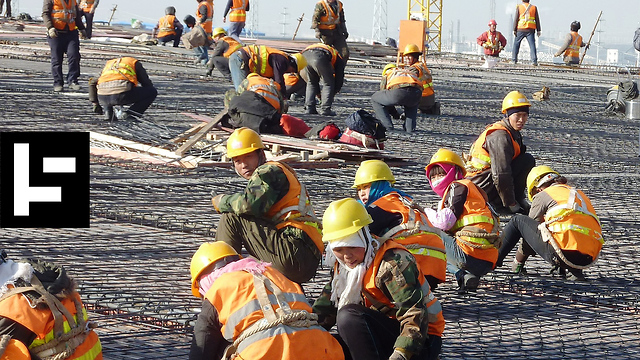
[47,27,58,38]
[211,191,224,213]
[80,29,88,39]
[483,42,490,48]
[388,349,409,360]
[342,31,349,39]
[537,30,541,37]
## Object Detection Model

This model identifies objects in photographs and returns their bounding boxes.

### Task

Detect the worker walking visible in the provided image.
[353,160,447,290]
[153,7,184,47]
[477,19,507,66]
[229,44,307,96]
[205,27,243,79]
[426,149,501,293]
[313,198,444,360]
[194,0,213,65]
[93,57,158,121]
[301,43,345,116]
[554,21,586,65]
[466,91,536,215]
[512,0,541,66]
[78,0,98,39]
[184,15,213,65]
[189,242,345,360]
[222,0,249,41]
[0,251,103,359]
[402,43,438,115]
[211,128,323,284]
[371,63,422,133]
[43,0,87,92]
[311,0,349,63]
[226,73,285,134]
[497,166,603,279]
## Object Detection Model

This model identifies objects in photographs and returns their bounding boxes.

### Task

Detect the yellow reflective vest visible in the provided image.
[97,57,138,87]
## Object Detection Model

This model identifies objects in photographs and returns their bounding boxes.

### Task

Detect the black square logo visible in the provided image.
[0,132,89,228]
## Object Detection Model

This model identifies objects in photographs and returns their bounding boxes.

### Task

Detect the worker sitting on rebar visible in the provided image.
[313,198,444,360]
[188,242,345,360]
[402,43,439,115]
[205,27,243,80]
[0,250,102,360]
[225,73,285,134]
[301,42,345,116]
[210,127,323,284]
[554,21,586,65]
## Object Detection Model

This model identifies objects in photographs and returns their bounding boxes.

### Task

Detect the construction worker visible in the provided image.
[311,0,349,63]
[466,91,536,215]
[371,63,422,133]
[205,27,243,80]
[222,0,249,41]
[402,43,438,115]
[229,44,307,96]
[477,19,507,60]
[313,198,444,360]
[78,0,98,39]
[353,160,447,290]
[226,73,285,134]
[0,251,102,359]
[512,0,541,66]
[189,242,345,360]
[210,128,323,284]
[301,43,345,116]
[497,166,603,280]
[554,21,586,65]
[425,149,501,293]
[0,0,11,17]
[194,0,213,65]
[153,7,184,47]
[43,0,88,92]
[184,15,213,65]
[94,57,158,121]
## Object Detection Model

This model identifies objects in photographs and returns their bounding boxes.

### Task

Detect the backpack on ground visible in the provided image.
[339,109,387,149]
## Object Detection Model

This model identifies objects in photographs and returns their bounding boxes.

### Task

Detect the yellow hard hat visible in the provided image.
[425,148,467,177]
[526,165,560,200]
[190,242,238,298]
[501,91,531,114]
[322,198,373,242]
[352,160,395,188]
[212,27,227,38]
[226,127,265,158]
[403,43,421,55]
[382,63,397,76]
[1,339,30,360]
[290,53,307,72]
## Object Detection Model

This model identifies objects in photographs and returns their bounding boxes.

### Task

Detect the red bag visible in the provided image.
[280,114,311,137]
[338,128,384,149]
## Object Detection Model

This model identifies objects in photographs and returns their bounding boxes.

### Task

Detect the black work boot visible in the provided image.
[305,106,318,114]
[104,106,114,121]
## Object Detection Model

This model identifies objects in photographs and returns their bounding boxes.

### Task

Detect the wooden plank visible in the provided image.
[175,111,227,156]
[169,123,206,144]
[90,131,183,159]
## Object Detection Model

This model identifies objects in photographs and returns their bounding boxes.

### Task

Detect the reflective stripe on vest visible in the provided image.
[517,3,536,30]
[79,0,95,11]
[386,68,421,89]
[229,0,248,22]
[245,45,288,78]
[408,245,447,261]
[97,57,138,87]
[468,121,521,173]
[52,0,77,31]
[158,15,176,38]
[222,36,243,58]
[246,74,281,111]
[317,0,342,30]
[565,32,582,59]
[411,62,434,96]
[442,179,499,243]
[305,43,340,65]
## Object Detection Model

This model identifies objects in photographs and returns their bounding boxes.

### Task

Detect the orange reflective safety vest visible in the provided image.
[222,36,243,58]
[517,3,537,30]
[79,0,96,12]
[304,43,341,66]
[0,339,31,360]
[284,73,300,87]
[369,192,446,285]
[243,45,289,78]
[197,1,213,34]
[204,267,345,359]
[539,184,603,264]
[228,0,248,22]
[157,15,177,38]
[52,0,78,31]
[410,62,434,97]
[0,289,102,360]
[565,32,583,59]
[361,240,445,337]
[440,179,500,265]
[97,57,138,86]
[385,67,422,90]
[317,0,343,30]
[264,161,324,253]
[245,73,282,112]
[467,121,521,175]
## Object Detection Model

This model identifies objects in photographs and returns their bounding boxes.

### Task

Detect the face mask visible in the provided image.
[428,163,463,197]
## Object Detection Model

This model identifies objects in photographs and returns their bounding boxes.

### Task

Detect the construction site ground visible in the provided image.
[1,22,640,359]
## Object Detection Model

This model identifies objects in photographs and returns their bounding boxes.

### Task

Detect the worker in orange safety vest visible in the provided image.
[222,0,249,40]
[152,7,184,47]
[311,0,349,62]
[371,63,422,133]
[205,27,243,79]
[402,43,439,115]
[511,0,541,65]
[554,21,586,65]
[226,73,285,134]
[78,0,99,39]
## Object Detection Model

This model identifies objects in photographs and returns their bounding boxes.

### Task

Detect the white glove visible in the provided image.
[47,28,58,38]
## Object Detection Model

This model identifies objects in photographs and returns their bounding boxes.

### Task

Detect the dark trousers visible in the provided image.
[319,30,349,63]
[158,29,183,47]
[97,86,158,117]
[0,0,11,17]
[228,21,245,41]
[209,56,231,80]
[286,78,306,98]
[371,86,422,132]
[479,152,536,209]
[47,30,81,86]
[303,49,336,112]
[337,304,441,360]
[512,30,537,65]
[80,11,94,38]
[215,213,321,284]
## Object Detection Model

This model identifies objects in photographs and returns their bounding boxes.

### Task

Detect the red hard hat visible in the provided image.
[488,19,497,26]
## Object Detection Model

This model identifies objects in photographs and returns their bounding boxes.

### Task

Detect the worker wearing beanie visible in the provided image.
[554,21,586,65]
[153,7,184,47]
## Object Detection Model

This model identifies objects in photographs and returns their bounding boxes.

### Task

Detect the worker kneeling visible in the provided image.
[226,73,285,134]
[402,44,439,115]
[371,62,423,133]
[496,165,603,279]
[189,242,345,360]
[211,128,323,284]
[313,198,444,360]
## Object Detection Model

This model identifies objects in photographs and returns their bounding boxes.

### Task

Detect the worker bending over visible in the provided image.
[206,27,243,80]
[371,63,422,133]
[301,43,345,116]
[226,73,284,134]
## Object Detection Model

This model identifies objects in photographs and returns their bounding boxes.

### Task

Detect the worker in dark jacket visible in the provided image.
[153,6,184,47]
[205,27,243,80]
[311,0,349,62]
[301,43,345,116]
[79,0,99,39]
[226,73,284,134]
[42,0,87,92]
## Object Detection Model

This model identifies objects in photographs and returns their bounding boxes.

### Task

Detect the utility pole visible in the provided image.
[280,7,289,38]
[108,5,117,26]
[489,0,496,20]
[247,0,259,38]
[372,0,387,44]
[292,13,304,41]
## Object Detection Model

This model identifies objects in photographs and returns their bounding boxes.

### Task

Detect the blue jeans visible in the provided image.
[229,51,249,90]
[512,30,537,65]
[194,46,209,64]
[442,233,495,278]
[228,21,245,41]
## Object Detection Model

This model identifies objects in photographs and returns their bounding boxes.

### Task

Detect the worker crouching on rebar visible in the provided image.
[402,44,440,115]
[425,149,502,293]
[313,198,444,360]
[370,62,423,133]
[189,242,345,360]
[210,128,323,284]
[205,27,243,80]
[496,166,603,280]
[0,250,102,360]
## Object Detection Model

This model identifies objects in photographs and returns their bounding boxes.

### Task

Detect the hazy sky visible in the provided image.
[17,0,640,46]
